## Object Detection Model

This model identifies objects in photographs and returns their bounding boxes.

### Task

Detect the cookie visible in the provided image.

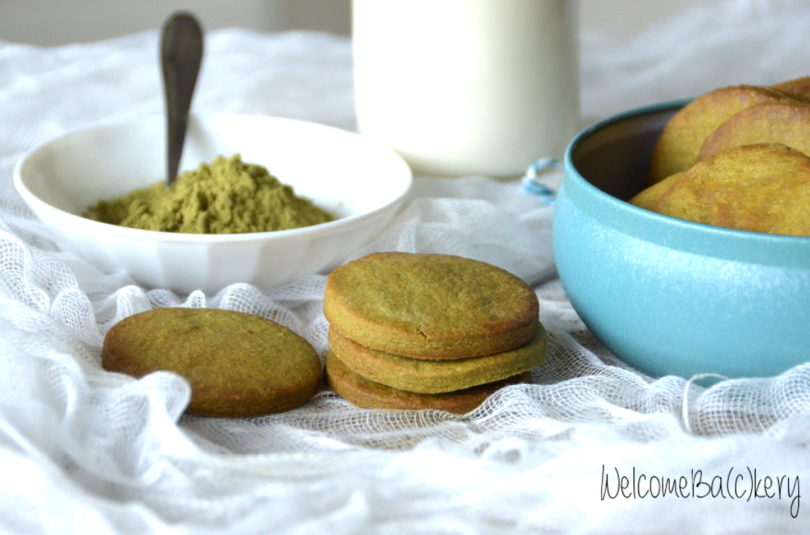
[324,252,539,360]
[634,143,810,235]
[325,351,531,413]
[647,85,800,184]
[328,323,546,394]
[696,101,810,161]
[102,307,321,417]
[772,76,810,100]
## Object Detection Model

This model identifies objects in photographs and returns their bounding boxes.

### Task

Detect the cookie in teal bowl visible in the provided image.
[553,100,810,378]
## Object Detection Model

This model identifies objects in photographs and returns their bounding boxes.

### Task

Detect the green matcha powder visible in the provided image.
[84,154,334,233]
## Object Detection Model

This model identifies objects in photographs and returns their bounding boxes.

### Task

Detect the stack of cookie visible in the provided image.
[323,252,547,413]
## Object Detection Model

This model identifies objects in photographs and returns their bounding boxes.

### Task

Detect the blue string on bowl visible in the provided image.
[520,157,561,205]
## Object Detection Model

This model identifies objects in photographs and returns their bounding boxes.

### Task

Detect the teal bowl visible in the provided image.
[553,100,810,378]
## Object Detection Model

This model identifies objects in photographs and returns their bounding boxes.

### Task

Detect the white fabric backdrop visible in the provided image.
[2,1,810,533]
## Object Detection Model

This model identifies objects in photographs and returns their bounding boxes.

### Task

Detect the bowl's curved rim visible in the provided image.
[563,98,810,246]
[12,112,414,244]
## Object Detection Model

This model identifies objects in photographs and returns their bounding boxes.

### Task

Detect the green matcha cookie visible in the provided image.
[328,324,546,394]
[324,253,539,360]
[325,351,531,414]
[102,307,321,417]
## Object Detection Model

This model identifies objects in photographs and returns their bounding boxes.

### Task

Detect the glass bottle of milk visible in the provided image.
[352,0,579,178]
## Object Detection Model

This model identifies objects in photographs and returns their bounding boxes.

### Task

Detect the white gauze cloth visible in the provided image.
[2,1,810,533]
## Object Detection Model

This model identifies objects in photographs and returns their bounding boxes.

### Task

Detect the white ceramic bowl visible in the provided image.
[14,113,412,293]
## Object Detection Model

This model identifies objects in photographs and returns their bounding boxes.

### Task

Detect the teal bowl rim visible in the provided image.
[562,98,810,254]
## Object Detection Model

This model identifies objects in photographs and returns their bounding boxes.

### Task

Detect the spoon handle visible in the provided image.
[161,12,203,187]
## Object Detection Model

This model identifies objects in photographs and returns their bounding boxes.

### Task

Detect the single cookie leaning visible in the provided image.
[102,308,321,418]
[324,253,539,360]
[325,352,531,413]
[697,101,810,161]
[328,324,546,393]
